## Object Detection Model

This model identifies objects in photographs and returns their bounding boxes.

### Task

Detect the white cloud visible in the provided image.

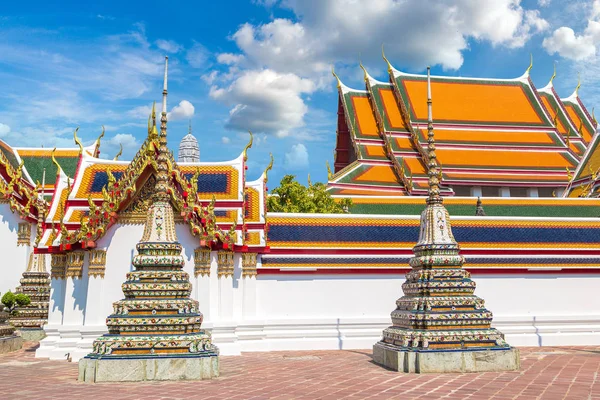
[202,71,219,85]
[538,0,551,6]
[186,42,210,68]
[0,123,11,137]
[208,0,548,138]
[99,133,141,160]
[167,100,195,121]
[155,39,182,53]
[284,143,309,170]
[209,69,315,136]
[127,104,153,119]
[217,53,245,65]
[221,136,231,144]
[543,1,600,60]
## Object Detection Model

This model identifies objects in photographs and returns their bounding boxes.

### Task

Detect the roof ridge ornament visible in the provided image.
[525,53,533,76]
[243,130,253,162]
[574,73,581,97]
[359,59,369,83]
[113,143,123,161]
[51,148,61,176]
[381,44,393,74]
[263,153,274,184]
[549,62,556,86]
[95,125,105,157]
[331,66,342,89]
[73,127,83,155]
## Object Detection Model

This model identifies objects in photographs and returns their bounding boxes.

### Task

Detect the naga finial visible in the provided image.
[593,107,597,125]
[332,66,342,89]
[114,143,123,161]
[264,153,274,184]
[326,160,333,180]
[575,73,581,96]
[359,60,369,83]
[73,127,83,155]
[525,53,533,76]
[51,147,61,175]
[382,44,392,74]
[549,61,556,85]
[243,130,253,162]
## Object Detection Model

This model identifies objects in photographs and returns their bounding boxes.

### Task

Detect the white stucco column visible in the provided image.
[499,187,511,197]
[527,187,539,197]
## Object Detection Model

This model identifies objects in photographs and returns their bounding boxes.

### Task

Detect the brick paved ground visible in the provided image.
[0,343,599,399]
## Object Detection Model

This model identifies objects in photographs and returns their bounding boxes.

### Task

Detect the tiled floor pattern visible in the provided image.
[0,343,599,399]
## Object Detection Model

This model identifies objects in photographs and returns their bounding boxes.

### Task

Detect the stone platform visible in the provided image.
[373,342,520,373]
[17,329,46,342]
[78,354,219,382]
[0,336,23,354]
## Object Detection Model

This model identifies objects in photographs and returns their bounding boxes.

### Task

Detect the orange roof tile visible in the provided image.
[436,148,576,169]
[402,80,546,125]
[564,104,594,143]
[351,96,379,137]
[422,128,559,146]
[355,165,398,183]
[378,88,406,130]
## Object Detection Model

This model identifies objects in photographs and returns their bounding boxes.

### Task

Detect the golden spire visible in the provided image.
[73,127,83,155]
[525,53,533,76]
[263,153,274,184]
[307,173,312,187]
[51,148,61,175]
[113,143,123,161]
[188,119,192,135]
[382,44,392,74]
[160,57,168,139]
[426,66,441,204]
[331,66,341,89]
[243,130,253,162]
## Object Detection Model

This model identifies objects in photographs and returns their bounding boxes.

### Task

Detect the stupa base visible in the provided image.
[17,328,46,341]
[78,354,219,383]
[0,336,24,354]
[373,342,520,373]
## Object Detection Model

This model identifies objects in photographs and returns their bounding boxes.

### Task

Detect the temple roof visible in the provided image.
[330,58,597,196]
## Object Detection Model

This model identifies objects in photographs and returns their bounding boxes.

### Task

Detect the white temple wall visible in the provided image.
[0,203,30,295]
[37,222,600,361]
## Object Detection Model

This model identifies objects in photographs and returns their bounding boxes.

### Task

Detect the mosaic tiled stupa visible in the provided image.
[11,251,51,340]
[373,68,520,373]
[79,57,219,382]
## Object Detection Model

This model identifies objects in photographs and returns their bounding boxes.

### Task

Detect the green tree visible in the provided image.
[267,175,352,213]
[1,291,31,316]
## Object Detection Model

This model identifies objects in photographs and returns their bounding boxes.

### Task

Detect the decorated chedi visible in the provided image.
[79,57,219,382]
[11,253,50,340]
[373,68,520,373]
[11,201,51,340]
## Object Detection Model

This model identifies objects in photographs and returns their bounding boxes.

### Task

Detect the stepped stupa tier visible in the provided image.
[79,57,219,382]
[373,68,519,373]
[11,252,50,340]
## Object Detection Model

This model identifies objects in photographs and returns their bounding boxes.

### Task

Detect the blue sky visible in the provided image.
[1,0,599,187]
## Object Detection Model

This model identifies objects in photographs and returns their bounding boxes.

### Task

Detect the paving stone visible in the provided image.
[1,342,600,399]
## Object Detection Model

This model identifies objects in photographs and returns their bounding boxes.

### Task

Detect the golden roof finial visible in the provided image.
[307,173,312,187]
[552,106,559,127]
[359,59,369,83]
[113,143,123,161]
[243,130,253,162]
[264,153,274,184]
[574,73,581,97]
[331,66,341,89]
[525,53,533,75]
[549,62,556,85]
[97,125,105,143]
[326,160,333,180]
[51,147,61,175]
[382,44,392,74]
[73,127,83,155]
[566,167,573,182]
[593,107,597,125]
